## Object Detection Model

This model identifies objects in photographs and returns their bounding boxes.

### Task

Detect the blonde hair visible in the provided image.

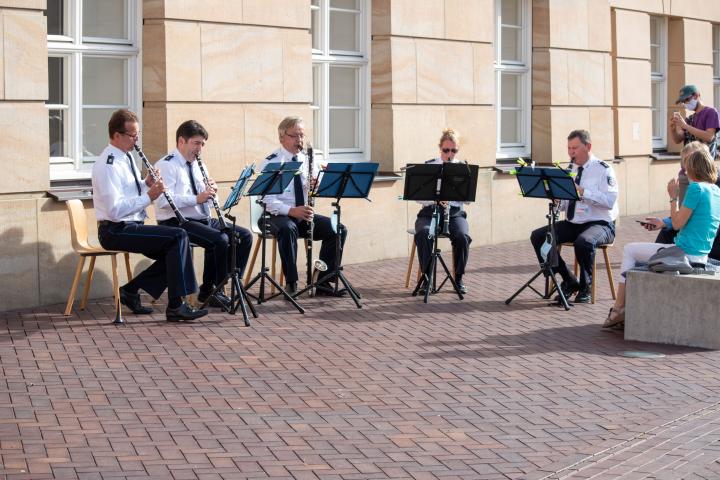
[438,128,460,147]
[681,141,709,170]
[278,116,304,140]
[684,148,718,184]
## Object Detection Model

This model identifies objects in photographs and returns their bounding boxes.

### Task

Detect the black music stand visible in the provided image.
[504,166,579,310]
[294,162,379,308]
[243,161,305,313]
[404,162,479,303]
[197,164,258,326]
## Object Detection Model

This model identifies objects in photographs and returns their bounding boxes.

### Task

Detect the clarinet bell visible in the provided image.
[311,259,328,283]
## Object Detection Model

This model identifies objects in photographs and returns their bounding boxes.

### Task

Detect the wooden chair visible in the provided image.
[557,242,616,304]
[64,199,132,316]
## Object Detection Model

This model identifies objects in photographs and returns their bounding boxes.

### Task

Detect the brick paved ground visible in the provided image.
[2,214,720,480]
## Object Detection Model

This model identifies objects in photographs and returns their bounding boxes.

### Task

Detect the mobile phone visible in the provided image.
[635,220,650,226]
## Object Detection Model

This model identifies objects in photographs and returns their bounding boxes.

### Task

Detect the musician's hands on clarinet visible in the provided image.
[147,175,166,201]
[289,205,314,222]
[196,186,216,204]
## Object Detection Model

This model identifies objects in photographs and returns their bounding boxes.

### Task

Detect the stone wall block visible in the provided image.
[613,9,650,60]
[444,0,493,43]
[446,106,495,167]
[623,155,650,214]
[3,10,46,100]
[165,21,202,101]
[0,102,49,193]
[615,58,651,107]
[160,0,243,24]
[142,22,166,102]
[0,1,46,9]
[371,38,392,104]
[201,25,284,102]
[391,37,418,104]
[473,42,494,105]
[0,199,39,311]
[390,0,444,39]
[243,0,309,29]
[416,39,474,104]
[282,28,312,103]
[614,108,652,157]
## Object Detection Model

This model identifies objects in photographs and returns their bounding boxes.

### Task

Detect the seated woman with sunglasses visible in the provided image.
[413,128,472,293]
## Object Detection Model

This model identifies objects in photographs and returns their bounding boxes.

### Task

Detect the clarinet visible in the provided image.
[443,203,451,236]
[305,145,315,291]
[195,155,228,229]
[133,144,187,224]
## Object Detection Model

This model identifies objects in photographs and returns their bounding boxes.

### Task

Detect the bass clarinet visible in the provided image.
[195,155,228,229]
[133,144,186,224]
[304,146,328,293]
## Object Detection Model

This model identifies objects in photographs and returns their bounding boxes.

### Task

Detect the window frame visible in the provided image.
[494,0,532,161]
[311,0,370,163]
[45,0,141,181]
[650,15,667,151]
[713,24,720,110]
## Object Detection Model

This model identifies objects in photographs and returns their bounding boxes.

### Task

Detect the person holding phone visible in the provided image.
[604,147,720,329]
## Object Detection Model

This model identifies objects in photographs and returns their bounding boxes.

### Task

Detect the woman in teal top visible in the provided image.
[604,147,720,328]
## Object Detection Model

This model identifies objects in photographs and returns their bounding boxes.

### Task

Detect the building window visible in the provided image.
[650,15,667,150]
[44,0,140,181]
[311,0,370,162]
[495,0,531,159]
[714,24,720,110]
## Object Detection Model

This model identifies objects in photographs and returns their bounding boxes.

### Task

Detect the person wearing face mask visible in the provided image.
[258,116,347,297]
[659,85,720,244]
[154,120,253,310]
[413,128,472,294]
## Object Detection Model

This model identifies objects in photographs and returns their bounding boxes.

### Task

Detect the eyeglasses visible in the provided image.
[284,133,305,140]
[120,131,139,140]
[442,148,458,154]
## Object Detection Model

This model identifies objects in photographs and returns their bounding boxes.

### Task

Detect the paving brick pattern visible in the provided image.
[1,214,720,479]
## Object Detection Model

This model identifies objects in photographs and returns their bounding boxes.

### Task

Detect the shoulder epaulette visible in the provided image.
[163,153,174,161]
[266,153,278,161]
[425,158,435,164]
[599,161,610,168]
[106,153,114,165]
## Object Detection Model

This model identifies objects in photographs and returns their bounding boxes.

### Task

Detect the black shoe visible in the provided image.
[198,291,231,310]
[553,280,580,302]
[455,275,467,294]
[119,286,153,315]
[166,302,207,322]
[285,282,297,300]
[574,289,592,304]
[314,284,347,297]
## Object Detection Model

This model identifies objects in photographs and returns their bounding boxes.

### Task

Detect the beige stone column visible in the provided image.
[0,1,49,310]
[532,0,614,164]
[371,0,495,173]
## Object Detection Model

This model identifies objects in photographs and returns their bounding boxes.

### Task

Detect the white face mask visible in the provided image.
[685,98,698,111]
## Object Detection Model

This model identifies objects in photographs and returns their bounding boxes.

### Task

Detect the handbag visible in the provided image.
[647,245,694,274]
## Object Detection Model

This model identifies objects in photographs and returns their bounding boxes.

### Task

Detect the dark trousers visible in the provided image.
[414,210,472,276]
[262,214,347,284]
[160,217,253,293]
[98,222,197,300]
[530,220,615,291]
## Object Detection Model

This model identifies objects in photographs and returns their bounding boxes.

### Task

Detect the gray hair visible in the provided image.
[278,116,304,140]
[567,129,591,145]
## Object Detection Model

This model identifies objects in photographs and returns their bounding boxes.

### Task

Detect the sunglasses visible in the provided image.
[442,148,458,154]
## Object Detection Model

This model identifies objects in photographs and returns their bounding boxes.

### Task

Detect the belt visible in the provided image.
[97,220,143,228]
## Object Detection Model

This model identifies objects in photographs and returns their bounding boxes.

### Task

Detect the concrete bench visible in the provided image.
[625,270,720,349]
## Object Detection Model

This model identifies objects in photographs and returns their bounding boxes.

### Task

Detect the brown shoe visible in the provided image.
[602,306,625,328]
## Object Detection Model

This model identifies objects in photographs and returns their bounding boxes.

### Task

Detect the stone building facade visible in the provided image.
[0,0,719,311]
